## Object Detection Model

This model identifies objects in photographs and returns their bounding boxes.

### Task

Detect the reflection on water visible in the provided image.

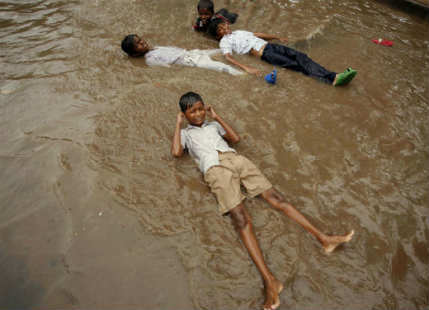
[1,0,428,309]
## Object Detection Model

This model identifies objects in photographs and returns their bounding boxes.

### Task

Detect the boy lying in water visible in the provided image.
[172,91,355,310]
[121,34,243,76]
[207,19,357,86]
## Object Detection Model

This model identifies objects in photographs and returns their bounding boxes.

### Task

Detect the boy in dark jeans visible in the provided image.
[171,92,354,310]
[207,18,357,86]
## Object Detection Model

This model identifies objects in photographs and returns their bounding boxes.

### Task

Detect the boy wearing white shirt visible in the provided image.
[172,92,354,310]
[208,20,357,86]
[121,34,243,75]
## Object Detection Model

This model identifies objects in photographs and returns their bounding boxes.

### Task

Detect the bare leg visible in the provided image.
[229,203,284,310]
[260,188,354,253]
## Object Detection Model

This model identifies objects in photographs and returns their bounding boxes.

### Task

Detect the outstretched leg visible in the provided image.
[199,54,244,75]
[260,43,338,84]
[184,50,244,75]
[260,188,354,253]
[199,48,222,56]
[229,203,284,310]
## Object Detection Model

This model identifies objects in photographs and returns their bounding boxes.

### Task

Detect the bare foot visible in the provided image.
[322,230,354,253]
[263,279,284,310]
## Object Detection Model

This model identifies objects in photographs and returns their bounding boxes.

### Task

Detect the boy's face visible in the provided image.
[198,8,213,24]
[217,22,231,39]
[133,35,150,56]
[184,101,206,127]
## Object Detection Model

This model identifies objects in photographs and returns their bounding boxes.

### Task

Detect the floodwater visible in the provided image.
[1,0,428,309]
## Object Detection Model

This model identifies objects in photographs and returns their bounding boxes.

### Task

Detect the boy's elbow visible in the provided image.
[171,147,183,158]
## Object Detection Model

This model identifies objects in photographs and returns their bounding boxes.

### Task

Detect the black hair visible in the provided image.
[179,92,203,112]
[207,17,226,39]
[197,0,214,14]
[216,8,238,24]
[121,34,137,56]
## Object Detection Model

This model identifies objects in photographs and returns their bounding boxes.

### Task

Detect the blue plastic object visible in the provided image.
[264,69,277,84]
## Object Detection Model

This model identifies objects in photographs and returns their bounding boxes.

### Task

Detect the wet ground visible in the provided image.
[1,0,428,309]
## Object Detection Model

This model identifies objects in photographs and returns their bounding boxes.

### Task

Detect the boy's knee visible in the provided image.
[263,188,285,204]
[230,205,249,230]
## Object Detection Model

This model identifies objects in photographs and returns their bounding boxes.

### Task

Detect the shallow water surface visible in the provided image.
[0,0,428,309]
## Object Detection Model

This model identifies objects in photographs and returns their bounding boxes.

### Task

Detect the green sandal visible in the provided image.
[334,68,357,86]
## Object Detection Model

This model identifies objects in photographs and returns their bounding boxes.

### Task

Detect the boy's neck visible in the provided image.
[189,121,205,127]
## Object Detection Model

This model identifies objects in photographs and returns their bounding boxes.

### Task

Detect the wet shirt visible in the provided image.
[144,46,186,67]
[181,121,236,174]
[219,30,267,55]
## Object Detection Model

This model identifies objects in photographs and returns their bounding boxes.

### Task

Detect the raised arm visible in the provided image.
[171,112,185,157]
[253,32,288,43]
[225,53,261,76]
[206,106,240,144]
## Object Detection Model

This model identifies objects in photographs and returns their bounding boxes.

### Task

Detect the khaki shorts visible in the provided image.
[204,152,272,214]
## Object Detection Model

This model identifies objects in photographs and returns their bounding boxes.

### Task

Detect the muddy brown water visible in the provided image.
[1,0,428,309]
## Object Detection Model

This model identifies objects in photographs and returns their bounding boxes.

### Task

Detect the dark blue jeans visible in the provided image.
[261,43,336,84]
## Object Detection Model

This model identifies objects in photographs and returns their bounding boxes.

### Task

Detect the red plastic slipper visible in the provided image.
[372,38,393,47]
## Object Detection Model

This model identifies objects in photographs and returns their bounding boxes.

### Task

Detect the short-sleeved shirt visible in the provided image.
[180,121,236,174]
[144,46,186,67]
[219,30,267,55]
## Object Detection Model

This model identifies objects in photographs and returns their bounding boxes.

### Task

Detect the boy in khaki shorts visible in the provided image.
[171,92,354,310]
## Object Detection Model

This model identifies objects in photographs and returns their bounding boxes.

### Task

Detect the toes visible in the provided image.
[271,300,280,310]
[344,230,355,242]
[263,297,280,310]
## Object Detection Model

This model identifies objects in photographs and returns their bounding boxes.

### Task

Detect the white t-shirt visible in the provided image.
[181,121,236,174]
[219,30,267,55]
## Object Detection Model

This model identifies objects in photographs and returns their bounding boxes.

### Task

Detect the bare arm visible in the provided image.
[253,32,288,43]
[171,112,185,157]
[207,106,240,144]
[225,53,261,76]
